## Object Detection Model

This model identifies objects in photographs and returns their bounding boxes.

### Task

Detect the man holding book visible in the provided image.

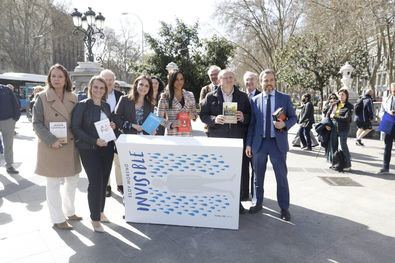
[200,69,251,214]
[245,69,297,221]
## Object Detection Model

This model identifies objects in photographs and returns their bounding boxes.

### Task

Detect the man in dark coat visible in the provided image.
[0,84,20,174]
[200,69,251,214]
[355,89,374,146]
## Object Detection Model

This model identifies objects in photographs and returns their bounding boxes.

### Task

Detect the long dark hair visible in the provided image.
[47,64,73,92]
[167,70,184,109]
[151,76,165,104]
[128,75,154,104]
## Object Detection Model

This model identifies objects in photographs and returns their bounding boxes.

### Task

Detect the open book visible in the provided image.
[94,118,116,142]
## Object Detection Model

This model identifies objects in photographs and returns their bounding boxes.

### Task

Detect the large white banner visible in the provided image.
[116,135,243,230]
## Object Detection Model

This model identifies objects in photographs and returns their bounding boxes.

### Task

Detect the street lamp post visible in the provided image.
[71,7,105,62]
[121,12,144,55]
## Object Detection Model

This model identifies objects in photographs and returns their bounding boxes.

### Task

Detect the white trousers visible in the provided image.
[46,174,79,224]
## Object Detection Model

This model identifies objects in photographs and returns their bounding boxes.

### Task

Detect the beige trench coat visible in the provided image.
[32,88,81,177]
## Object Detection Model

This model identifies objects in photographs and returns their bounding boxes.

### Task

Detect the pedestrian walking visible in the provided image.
[0,83,21,174]
[355,89,374,146]
[377,83,395,174]
[297,93,315,151]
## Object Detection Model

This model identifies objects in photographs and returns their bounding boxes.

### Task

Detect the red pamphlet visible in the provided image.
[177,112,191,133]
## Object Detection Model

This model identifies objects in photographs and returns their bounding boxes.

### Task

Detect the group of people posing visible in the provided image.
[30,62,395,233]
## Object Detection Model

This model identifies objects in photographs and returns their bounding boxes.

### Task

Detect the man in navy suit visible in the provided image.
[241,71,261,201]
[245,69,297,221]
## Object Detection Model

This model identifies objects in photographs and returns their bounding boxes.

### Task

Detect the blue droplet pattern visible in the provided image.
[134,153,232,217]
[146,153,230,178]
[148,188,230,216]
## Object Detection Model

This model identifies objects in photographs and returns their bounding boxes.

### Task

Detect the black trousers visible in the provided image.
[241,139,254,200]
[79,146,114,221]
[383,125,395,170]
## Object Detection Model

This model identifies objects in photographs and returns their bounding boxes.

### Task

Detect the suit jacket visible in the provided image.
[246,90,297,154]
[200,86,251,138]
[199,83,217,104]
[246,88,261,102]
[114,95,154,135]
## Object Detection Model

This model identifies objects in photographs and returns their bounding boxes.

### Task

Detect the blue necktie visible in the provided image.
[265,94,271,138]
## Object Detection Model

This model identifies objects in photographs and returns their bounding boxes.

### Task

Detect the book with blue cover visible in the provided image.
[142,113,163,135]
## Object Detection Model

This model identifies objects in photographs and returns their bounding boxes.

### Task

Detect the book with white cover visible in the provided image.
[94,118,116,142]
[49,122,67,144]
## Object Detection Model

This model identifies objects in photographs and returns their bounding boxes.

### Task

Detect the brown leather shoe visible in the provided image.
[68,215,83,221]
[91,220,105,233]
[53,221,73,230]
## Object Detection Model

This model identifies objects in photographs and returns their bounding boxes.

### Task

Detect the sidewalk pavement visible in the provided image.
[0,114,394,263]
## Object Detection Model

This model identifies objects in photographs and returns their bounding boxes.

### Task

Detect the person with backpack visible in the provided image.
[355,89,374,146]
[328,88,354,171]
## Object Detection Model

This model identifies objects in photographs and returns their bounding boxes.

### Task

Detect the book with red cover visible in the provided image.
[177,112,191,133]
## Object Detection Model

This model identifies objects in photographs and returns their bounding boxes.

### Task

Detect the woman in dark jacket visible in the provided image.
[151,76,165,135]
[320,93,339,162]
[115,75,155,135]
[71,76,116,233]
[329,88,354,170]
[297,93,315,150]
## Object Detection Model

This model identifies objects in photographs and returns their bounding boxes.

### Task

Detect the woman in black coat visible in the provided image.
[327,89,354,170]
[115,75,155,135]
[71,76,116,233]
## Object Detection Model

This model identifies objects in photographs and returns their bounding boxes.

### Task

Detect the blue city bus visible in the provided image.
[0,72,46,111]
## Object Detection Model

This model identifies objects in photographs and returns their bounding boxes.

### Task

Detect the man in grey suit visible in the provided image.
[246,69,297,221]
[199,65,221,104]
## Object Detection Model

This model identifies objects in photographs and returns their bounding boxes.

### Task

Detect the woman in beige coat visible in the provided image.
[32,64,82,230]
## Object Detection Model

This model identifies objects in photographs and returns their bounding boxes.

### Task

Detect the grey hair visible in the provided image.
[99,69,116,79]
[364,88,373,95]
[243,71,258,82]
[207,65,221,76]
[218,69,235,79]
